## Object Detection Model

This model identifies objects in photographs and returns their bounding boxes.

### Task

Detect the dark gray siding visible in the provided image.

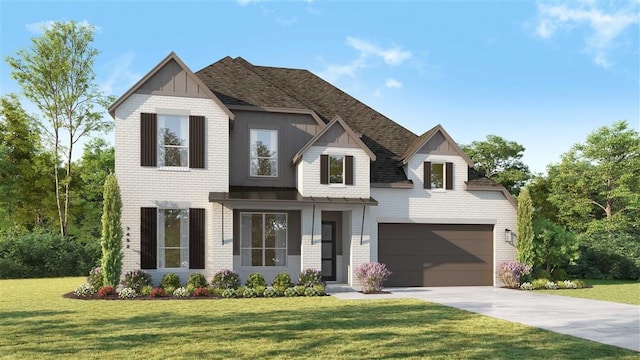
[229,110,319,187]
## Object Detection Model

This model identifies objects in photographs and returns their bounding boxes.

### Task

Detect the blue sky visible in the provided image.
[1,0,638,174]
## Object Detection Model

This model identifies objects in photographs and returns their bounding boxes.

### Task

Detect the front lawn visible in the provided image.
[0,277,637,359]
[537,279,640,305]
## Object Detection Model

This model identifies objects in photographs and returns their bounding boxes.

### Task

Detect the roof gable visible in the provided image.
[401,125,473,166]
[108,52,234,119]
[292,115,376,165]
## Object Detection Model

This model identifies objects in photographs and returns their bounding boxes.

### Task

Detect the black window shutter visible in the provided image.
[189,115,205,169]
[140,113,157,167]
[320,155,329,184]
[345,155,354,185]
[140,207,157,269]
[424,161,432,189]
[446,162,454,190]
[189,208,205,269]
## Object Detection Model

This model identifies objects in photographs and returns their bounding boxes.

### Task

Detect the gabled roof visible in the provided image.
[108,52,234,120]
[400,124,474,166]
[196,57,414,183]
[292,115,376,165]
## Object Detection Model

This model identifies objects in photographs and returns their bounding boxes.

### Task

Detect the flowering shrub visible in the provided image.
[563,280,577,289]
[87,267,103,289]
[149,287,166,298]
[355,262,392,293]
[122,270,152,292]
[298,268,323,287]
[97,286,116,297]
[520,282,533,290]
[496,261,531,289]
[246,273,266,288]
[211,269,241,289]
[272,272,293,294]
[304,287,319,297]
[192,287,209,297]
[284,287,298,297]
[119,287,137,299]
[243,287,258,298]
[263,287,278,298]
[173,287,189,298]
[544,281,558,290]
[75,283,96,297]
[222,288,238,298]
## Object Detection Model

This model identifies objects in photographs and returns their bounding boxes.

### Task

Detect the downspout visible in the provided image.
[360,205,366,245]
[310,204,316,245]
[221,202,224,245]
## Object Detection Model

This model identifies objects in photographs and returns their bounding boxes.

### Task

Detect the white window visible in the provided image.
[158,115,189,167]
[240,213,287,266]
[250,129,278,177]
[431,163,444,189]
[329,155,344,184]
[158,209,189,269]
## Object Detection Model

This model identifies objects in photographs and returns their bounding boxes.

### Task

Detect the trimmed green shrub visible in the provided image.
[211,269,241,289]
[122,269,152,292]
[313,284,326,296]
[187,273,208,289]
[272,272,293,294]
[100,174,123,287]
[255,285,266,297]
[246,273,266,288]
[304,287,320,297]
[531,278,549,290]
[294,285,306,296]
[555,280,568,289]
[161,273,181,290]
[298,268,323,287]
[140,285,153,296]
[572,279,586,289]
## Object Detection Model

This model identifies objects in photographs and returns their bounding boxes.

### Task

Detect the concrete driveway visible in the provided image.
[329,286,640,352]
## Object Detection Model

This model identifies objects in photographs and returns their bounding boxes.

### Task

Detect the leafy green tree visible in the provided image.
[100,174,123,287]
[6,21,113,236]
[516,188,534,266]
[526,175,558,223]
[532,217,579,275]
[0,94,56,231]
[547,121,639,234]
[461,135,531,195]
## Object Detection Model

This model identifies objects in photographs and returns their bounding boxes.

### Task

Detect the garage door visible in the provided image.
[378,223,494,287]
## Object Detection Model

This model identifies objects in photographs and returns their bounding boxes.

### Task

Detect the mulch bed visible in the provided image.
[63,292,221,300]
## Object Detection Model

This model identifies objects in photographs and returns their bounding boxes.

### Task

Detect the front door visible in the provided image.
[321,221,336,281]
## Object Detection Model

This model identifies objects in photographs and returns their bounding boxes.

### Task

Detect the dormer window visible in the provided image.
[250,129,278,177]
[329,155,344,184]
[158,115,189,167]
[424,161,454,190]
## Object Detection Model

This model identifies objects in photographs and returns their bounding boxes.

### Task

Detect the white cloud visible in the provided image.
[26,20,102,35]
[385,78,403,89]
[99,51,142,96]
[320,37,413,83]
[534,1,639,68]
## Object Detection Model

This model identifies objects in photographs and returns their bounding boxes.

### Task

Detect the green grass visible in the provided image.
[0,278,637,359]
[537,279,640,305]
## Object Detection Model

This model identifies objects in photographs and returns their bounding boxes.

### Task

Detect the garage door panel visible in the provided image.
[378,223,494,287]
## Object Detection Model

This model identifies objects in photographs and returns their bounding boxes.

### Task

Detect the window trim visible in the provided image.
[157,114,189,169]
[249,129,278,177]
[328,155,345,185]
[239,212,288,267]
[157,208,190,270]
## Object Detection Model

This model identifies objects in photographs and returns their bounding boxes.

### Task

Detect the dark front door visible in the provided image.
[321,221,336,281]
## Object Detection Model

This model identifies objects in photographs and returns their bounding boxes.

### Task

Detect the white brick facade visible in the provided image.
[371,153,517,287]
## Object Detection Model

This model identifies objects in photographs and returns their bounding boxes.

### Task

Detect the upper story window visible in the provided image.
[329,155,344,184]
[430,163,444,189]
[424,161,453,190]
[158,115,189,167]
[250,129,278,177]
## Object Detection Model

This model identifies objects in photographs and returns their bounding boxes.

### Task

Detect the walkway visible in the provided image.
[329,286,640,352]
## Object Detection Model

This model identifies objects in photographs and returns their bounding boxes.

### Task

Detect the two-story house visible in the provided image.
[108,52,517,288]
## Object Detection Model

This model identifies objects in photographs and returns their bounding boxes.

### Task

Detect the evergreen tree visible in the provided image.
[100,174,123,287]
[516,188,534,266]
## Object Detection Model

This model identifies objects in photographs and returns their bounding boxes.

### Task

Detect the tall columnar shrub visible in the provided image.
[497,261,531,289]
[100,174,123,287]
[354,262,391,294]
[516,188,534,267]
